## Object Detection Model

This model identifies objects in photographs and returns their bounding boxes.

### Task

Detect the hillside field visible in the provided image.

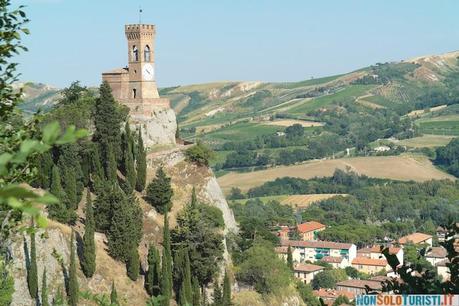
[395,135,456,148]
[217,154,456,193]
[415,115,459,136]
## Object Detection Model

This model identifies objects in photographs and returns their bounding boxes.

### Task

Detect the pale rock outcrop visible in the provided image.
[131,107,177,147]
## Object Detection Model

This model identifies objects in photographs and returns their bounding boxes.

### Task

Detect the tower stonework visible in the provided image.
[102,23,176,147]
[102,24,169,114]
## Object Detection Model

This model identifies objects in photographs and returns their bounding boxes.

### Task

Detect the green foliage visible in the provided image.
[161,213,173,306]
[146,167,173,214]
[333,295,350,306]
[222,270,231,306]
[174,248,193,306]
[171,192,224,286]
[110,281,119,306]
[285,124,305,138]
[228,187,244,200]
[27,230,38,298]
[93,81,123,179]
[287,246,293,271]
[135,128,147,192]
[311,269,347,290]
[236,240,291,294]
[198,203,225,229]
[185,142,213,167]
[41,268,49,306]
[212,279,222,306]
[107,190,142,261]
[52,286,66,306]
[93,182,120,232]
[192,277,201,306]
[49,165,72,223]
[145,244,161,296]
[68,231,79,306]
[126,246,140,281]
[81,191,96,278]
[435,138,459,177]
[121,123,136,190]
[34,151,53,189]
[0,258,14,306]
[296,281,320,306]
[344,266,359,279]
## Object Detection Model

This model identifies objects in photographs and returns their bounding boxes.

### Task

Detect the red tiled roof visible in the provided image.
[398,232,432,245]
[321,256,344,263]
[336,279,382,290]
[297,221,326,233]
[281,239,353,250]
[294,263,324,273]
[352,256,387,267]
[313,288,355,300]
[358,245,401,255]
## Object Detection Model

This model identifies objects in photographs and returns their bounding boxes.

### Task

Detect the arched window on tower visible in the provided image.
[144,45,151,62]
[132,45,139,62]
[132,88,137,99]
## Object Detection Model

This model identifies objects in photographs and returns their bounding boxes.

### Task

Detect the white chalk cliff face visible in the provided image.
[131,107,177,148]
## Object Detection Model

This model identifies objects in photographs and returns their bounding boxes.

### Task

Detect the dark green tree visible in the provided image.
[93,81,122,178]
[145,244,161,296]
[81,191,96,278]
[160,212,173,306]
[287,246,294,271]
[212,279,222,306]
[127,245,140,281]
[185,142,213,167]
[122,123,136,190]
[52,286,66,306]
[146,167,173,213]
[171,192,224,287]
[192,277,201,306]
[107,190,143,261]
[68,231,79,306]
[110,281,119,305]
[135,128,147,192]
[93,182,120,232]
[27,231,38,299]
[35,152,53,189]
[222,270,231,306]
[41,268,49,306]
[333,295,350,306]
[175,249,192,306]
[105,144,118,182]
[49,165,72,223]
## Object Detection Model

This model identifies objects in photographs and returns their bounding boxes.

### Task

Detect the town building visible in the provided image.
[293,263,324,284]
[297,221,326,241]
[436,259,450,281]
[281,240,357,264]
[274,246,289,261]
[336,279,382,295]
[320,256,348,269]
[357,245,404,265]
[351,257,390,274]
[425,246,447,266]
[398,232,433,247]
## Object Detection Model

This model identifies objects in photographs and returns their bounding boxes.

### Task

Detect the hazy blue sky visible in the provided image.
[13,0,459,88]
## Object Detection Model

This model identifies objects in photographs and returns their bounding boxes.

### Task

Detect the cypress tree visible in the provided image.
[287,246,294,271]
[212,279,222,306]
[81,191,96,277]
[126,245,140,281]
[57,144,84,208]
[105,144,118,182]
[110,281,119,306]
[123,126,137,191]
[49,165,70,223]
[52,286,65,306]
[192,277,201,306]
[41,268,49,306]
[146,167,173,213]
[68,231,79,306]
[93,81,122,168]
[27,230,38,299]
[135,128,147,192]
[145,244,161,296]
[107,189,143,261]
[222,270,231,306]
[182,250,193,305]
[36,152,53,189]
[160,212,172,306]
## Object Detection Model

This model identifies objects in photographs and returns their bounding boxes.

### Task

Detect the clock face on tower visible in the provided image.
[142,63,154,81]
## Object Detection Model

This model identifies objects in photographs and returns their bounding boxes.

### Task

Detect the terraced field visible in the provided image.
[416,115,459,136]
[231,193,346,208]
[396,135,456,148]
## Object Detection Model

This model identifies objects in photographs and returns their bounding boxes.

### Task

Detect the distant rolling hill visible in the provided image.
[19,50,459,142]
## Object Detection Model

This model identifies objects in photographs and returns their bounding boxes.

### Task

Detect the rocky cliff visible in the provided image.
[131,107,177,148]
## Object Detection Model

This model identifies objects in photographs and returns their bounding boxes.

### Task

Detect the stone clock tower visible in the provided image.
[102,24,170,115]
[102,23,176,146]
